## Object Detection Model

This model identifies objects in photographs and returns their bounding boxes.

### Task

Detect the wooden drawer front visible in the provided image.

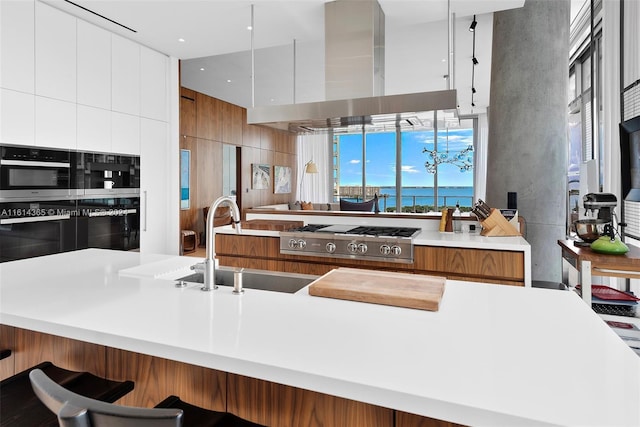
[414,246,524,281]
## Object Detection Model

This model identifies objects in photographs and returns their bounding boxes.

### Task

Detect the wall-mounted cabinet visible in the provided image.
[77,105,111,152]
[35,2,76,102]
[112,35,140,116]
[0,89,35,146]
[141,48,168,121]
[77,20,111,110]
[35,96,76,149]
[0,0,34,93]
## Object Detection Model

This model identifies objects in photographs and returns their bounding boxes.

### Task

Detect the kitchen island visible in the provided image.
[1,249,639,426]
[221,211,532,286]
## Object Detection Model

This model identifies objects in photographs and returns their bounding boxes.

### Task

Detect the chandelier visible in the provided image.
[423,130,474,174]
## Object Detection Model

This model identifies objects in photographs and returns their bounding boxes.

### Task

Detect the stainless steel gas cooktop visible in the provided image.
[279,224,421,263]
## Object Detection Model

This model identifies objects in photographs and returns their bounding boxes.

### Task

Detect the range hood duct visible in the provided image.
[247,0,458,133]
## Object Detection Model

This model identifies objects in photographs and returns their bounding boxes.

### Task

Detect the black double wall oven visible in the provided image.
[1,145,140,262]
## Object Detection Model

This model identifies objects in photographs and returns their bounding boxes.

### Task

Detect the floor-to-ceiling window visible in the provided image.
[333,117,475,212]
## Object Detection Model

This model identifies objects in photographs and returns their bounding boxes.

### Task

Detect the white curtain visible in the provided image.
[296,133,331,203]
[474,112,489,203]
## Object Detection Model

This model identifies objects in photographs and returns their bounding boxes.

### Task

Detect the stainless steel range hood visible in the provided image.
[247,90,458,133]
[247,0,458,134]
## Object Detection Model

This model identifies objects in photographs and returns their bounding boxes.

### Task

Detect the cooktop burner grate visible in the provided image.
[345,226,421,238]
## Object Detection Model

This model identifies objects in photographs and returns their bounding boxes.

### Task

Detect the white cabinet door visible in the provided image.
[35,2,76,102]
[77,105,111,152]
[140,118,169,254]
[1,89,35,146]
[77,20,111,110]
[112,34,140,116]
[112,112,140,155]
[140,47,168,121]
[1,0,34,93]
[35,96,76,149]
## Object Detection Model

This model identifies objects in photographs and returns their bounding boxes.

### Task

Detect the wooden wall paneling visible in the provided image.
[274,129,295,154]
[227,373,394,427]
[243,123,261,149]
[0,324,16,380]
[14,328,107,378]
[396,411,466,427]
[106,348,226,411]
[220,100,243,145]
[196,138,223,238]
[180,87,197,137]
[260,127,275,152]
[196,92,221,141]
[180,135,198,231]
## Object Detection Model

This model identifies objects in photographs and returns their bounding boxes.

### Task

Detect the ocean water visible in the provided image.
[343,186,474,211]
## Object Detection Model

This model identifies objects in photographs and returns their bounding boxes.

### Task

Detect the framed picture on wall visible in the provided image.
[273,165,292,194]
[252,164,271,190]
[180,149,190,209]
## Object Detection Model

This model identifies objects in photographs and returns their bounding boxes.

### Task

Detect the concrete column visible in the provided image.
[486,0,570,283]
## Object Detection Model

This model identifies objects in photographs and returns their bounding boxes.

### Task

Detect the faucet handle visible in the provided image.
[190,262,205,273]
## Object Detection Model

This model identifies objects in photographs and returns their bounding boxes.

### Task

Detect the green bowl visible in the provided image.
[590,236,629,255]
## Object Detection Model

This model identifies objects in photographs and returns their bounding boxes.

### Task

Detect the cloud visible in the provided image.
[401,165,420,174]
[349,159,361,164]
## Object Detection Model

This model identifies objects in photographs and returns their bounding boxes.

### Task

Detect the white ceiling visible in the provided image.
[44,0,527,116]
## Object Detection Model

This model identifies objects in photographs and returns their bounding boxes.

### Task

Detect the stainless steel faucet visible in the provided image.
[197,196,242,291]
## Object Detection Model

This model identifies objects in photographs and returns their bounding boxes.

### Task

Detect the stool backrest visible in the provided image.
[29,369,182,427]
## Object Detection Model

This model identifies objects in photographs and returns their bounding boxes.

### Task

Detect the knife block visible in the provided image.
[480,209,521,237]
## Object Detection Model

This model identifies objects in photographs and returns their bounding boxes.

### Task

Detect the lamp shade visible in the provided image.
[305,161,318,174]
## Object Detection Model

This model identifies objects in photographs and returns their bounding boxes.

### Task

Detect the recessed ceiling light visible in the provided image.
[270,98,275,102]
[227,79,232,83]
[247,25,252,31]
[178,38,185,43]
[200,68,205,71]
[441,59,446,62]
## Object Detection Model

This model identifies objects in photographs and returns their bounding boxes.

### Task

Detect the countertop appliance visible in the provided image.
[279,224,421,263]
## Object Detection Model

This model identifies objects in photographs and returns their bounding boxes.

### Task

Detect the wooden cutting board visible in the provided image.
[308,268,446,311]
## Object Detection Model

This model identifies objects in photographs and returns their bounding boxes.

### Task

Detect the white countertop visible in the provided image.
[1,249,638,426]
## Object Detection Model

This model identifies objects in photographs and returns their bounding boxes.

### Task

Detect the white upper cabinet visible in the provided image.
[1,0,35,93]
[112,112,140,155]
[1,89,35,145]
[112,34,140,116]
[77,20,111,110]
[35,96,76,149]
[140,47,168,122]
[77,105,111,152]
[35,2,76,102]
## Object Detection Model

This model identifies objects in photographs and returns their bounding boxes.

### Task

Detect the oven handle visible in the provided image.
[0,159,71,168]
[0,214,71,225]
[143,190,148,231]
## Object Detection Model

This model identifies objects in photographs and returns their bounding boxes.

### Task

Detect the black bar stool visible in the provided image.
[1,361,134,427]
[29,368,266,427]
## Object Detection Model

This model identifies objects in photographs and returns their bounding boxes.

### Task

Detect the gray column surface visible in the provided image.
[486,0,570,283]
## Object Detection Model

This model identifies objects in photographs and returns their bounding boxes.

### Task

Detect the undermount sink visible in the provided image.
[175,268,317,294]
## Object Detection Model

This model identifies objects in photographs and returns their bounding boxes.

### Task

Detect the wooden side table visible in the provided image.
[558,239,640,306]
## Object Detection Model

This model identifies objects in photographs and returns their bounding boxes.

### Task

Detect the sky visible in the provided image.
[336,128,474,187]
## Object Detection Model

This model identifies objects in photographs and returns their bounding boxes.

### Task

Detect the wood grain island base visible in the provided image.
[0,326,462,427]
[216,234,525,286]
